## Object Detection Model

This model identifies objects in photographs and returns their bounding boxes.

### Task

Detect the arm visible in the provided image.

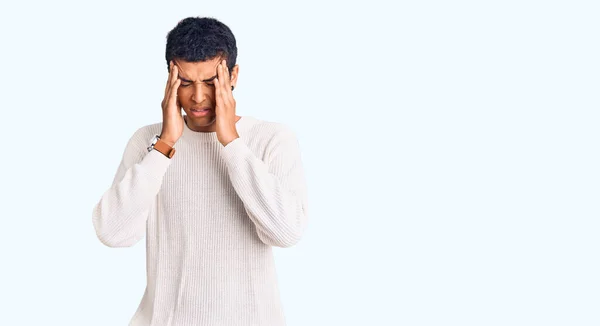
[221,126,309,248]
[92,129,172,247]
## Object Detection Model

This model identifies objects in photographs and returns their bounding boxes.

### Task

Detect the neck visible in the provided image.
[184,115,243,133]
[185,115,217,132]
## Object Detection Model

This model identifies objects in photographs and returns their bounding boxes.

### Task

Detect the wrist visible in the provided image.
[162,139,176,147]
[158,134,176,147]
[220,135,239,147]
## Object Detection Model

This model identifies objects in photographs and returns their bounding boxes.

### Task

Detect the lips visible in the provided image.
[191,107,211,112]
[189,107,213,117]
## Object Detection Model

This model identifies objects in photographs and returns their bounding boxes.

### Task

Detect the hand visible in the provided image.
[214,59,239,146]
[159,60,184,147]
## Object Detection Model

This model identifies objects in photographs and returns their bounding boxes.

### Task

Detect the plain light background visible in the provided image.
[0,1,598,325]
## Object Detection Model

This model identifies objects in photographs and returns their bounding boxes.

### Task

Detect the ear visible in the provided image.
[230,64,239,88]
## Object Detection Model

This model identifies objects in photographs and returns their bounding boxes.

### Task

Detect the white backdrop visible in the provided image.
[0,1,598,325]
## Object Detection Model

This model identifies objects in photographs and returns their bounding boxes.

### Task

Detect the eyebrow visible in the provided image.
[178,74,217,83]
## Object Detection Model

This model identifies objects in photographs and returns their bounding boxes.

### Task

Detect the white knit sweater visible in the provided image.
[92,115,309,326]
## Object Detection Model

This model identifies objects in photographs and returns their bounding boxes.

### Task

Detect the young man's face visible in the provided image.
[173,57,238,126]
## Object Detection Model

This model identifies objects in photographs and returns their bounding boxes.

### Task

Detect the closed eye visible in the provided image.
[180,83,214,87]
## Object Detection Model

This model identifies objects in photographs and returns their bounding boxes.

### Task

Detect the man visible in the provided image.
[92,17,309,326]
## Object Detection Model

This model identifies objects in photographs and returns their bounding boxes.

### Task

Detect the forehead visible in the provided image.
[175,57,222,78]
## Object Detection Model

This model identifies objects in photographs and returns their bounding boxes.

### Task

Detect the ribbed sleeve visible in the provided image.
[220,127,309,247]
[92,131,173,247]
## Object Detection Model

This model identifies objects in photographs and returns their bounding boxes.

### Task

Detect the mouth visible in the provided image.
[189,107,213,117]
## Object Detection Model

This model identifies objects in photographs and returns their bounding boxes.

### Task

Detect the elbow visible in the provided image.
[273,234,302,248]
[247,201,309,248]
[92,206,142,248]
[94,230,140,248]
[257,219,306,248]
[275,233,303,248]
[93,222,140,248]
[259,231,302,248]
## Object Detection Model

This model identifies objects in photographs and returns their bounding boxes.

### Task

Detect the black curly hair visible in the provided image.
[165,17,237,75]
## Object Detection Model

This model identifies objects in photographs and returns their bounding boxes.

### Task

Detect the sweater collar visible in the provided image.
[182,115,251,142]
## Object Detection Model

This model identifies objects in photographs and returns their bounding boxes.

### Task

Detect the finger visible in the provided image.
[217,63,230,103]
[214,75,222,110]
[222,60,231,88]
[216,74,228,115]
[165,61,179,101]
[164,60,174,98]
[165,62,179,101]
[165,64,179,102]
[170,63,179,87]
[168,78,181,108]
[175,86,182,115]
[220,61,233,104]
[216,62,223,90]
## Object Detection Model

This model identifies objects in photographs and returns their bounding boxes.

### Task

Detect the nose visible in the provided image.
[191,83,207,103]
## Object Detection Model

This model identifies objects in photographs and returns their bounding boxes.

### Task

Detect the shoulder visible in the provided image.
[243,116,298,143]
[241,116,302,161]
